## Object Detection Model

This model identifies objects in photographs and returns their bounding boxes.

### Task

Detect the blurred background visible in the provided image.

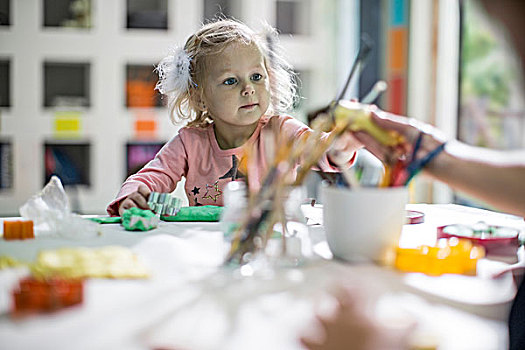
[0,0,523,215]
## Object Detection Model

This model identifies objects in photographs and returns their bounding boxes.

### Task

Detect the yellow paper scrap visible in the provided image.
[54,112,82,138]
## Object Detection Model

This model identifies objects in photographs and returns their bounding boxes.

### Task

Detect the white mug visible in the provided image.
[321,185,408,263]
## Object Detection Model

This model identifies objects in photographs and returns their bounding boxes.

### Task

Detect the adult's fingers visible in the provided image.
[352,131,390,163]
[370,110,420,143]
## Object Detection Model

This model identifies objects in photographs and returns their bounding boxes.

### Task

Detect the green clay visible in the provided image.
[121,207,159,231]
[161,205,224,222]
[88,216,122,224]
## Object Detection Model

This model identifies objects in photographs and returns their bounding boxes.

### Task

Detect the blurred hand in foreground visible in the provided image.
[300,287,411,350]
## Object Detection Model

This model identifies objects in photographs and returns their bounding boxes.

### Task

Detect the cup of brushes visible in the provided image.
[324,100,457,270]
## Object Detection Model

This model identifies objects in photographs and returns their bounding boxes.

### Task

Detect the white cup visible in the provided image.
[321,185,408,263]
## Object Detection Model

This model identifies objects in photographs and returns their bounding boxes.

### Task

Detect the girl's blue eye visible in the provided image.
[223,78,237,85]
[251,73,262,81]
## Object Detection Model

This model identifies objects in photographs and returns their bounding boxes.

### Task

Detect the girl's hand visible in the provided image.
[328,131,362,166]
[118,184,152,216]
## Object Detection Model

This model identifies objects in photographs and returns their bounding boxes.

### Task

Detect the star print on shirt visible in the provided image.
[219,155,245,181]
[191,186,200,195]
[202,180,223,202]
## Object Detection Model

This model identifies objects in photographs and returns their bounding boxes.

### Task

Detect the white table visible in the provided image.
[0,204,523,350]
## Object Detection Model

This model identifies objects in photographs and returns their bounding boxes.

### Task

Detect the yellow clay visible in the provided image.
[394,238,485,276]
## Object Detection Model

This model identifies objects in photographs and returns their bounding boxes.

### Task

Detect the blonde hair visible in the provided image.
[156,18,297,127]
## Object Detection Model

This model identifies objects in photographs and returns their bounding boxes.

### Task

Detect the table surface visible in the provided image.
[0,203,524,350]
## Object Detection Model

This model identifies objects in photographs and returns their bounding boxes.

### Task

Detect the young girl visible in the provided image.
[107,19,360,216]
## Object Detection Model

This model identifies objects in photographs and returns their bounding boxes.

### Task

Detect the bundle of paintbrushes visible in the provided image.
[225,115,339,265]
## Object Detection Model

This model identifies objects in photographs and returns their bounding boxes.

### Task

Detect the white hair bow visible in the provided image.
[155,46,193,95]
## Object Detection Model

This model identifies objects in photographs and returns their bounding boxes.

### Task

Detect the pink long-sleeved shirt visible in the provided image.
[107,115,355,215]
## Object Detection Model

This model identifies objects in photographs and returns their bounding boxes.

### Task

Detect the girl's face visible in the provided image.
[200,42,271,129]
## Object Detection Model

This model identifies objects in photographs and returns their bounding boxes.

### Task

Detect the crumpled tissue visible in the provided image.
[18,176,99,239]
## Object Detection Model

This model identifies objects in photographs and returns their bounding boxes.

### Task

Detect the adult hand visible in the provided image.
[352,108,446,166]
[118,184,152,216]
[300,288,380,350]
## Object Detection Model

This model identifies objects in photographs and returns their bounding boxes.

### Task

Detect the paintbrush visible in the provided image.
[333,33,374,106]
[307,34,373,127]
[361,80,387,104]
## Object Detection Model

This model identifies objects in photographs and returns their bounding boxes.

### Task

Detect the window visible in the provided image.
[127,0,168,30]
[0,59,10,107]
[276,0,310,35]
[203,0,233,22]
[44,62,90,108]
[0,0,10,26]
[459,0,525,149]
[0,140,13,190]
[43,0,91,28]
[126,64,162,108]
